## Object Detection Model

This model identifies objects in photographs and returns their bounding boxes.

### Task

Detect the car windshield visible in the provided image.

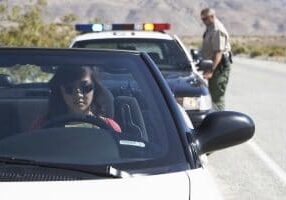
[73,38,191,71]
[0,48,188,177]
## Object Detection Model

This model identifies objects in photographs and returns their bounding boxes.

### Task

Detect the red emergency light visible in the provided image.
[153,23,171,31]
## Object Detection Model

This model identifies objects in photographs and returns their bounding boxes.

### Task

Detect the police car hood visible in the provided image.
[162,70,208,96]
[0,171,190,200]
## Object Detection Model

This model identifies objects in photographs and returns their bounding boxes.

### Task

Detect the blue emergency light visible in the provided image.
[75,24,103,32]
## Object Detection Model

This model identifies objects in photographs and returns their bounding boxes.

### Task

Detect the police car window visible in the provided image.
[74,39,191,71]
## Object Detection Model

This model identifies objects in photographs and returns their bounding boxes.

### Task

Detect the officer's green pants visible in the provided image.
[208,63,231,111]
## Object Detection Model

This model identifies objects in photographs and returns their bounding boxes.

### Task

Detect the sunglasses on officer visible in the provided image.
[63,81,95,95]
[201,16,208,21]
[201,14,213,21]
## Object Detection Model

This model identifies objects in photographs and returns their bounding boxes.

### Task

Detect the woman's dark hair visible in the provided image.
[46,66,102,120]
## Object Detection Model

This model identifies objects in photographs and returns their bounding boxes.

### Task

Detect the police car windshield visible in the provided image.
[73,39,191,71]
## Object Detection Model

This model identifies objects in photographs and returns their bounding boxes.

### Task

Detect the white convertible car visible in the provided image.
[0,48,254,199]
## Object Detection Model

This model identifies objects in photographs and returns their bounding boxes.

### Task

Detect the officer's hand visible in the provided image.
[203,71,213,79]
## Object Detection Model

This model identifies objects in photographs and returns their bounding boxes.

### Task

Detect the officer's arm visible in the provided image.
[203,51,222,79]
[212,30,225,71]
[212,51,223,71]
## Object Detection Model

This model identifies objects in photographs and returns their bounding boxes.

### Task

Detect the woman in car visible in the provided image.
[32,66,121,133]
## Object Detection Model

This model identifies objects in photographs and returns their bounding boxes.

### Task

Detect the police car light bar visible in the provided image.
[75,23,171,32]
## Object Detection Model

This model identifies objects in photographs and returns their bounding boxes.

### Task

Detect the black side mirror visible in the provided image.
[190,49,213,72]
[190,49,202,64]
[193,111,255,155]
[197,59,213,72]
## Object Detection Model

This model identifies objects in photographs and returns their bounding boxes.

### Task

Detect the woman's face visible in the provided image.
[60,73,94,115]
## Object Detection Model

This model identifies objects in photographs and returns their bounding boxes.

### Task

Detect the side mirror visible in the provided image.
[190,49,213,72]
[197,59,213,72]
[190,49,202,64]
[193,111,255,155]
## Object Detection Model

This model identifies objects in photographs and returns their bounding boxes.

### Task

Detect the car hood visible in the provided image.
[161,70,209,97]
[0,171,190,200]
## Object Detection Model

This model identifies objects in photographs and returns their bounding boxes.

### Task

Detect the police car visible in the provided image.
[70,23,214,127]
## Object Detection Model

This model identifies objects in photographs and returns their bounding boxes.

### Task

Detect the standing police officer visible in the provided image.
[200,8,232,110]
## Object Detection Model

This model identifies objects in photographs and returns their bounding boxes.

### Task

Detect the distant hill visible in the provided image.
[4,0,286,36]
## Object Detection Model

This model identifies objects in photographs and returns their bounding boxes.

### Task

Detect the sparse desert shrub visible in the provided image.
[183,36,286,61]
[231,43,248,55]
[268,47,286,57]
[0,0,77,48]
[250,50,263,58]
[0,0,77,81]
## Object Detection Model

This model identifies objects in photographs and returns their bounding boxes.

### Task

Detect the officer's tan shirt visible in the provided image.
[201,18,231,60]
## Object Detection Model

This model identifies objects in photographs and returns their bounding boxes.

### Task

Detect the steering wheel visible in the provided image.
[42,113,113,131]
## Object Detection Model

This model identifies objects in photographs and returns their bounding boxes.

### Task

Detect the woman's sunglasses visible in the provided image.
[63,82,94,95]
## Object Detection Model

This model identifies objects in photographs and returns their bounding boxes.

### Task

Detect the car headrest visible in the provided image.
[0,74,13,87]
[93,84,114,118]
[147,52,161,63]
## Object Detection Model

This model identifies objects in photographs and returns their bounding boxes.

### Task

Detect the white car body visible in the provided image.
[0,90,221,200]
[0,46,254,200]
[1,170,222,200]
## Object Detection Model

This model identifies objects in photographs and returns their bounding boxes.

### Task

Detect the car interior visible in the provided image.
[0,72,148,143]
